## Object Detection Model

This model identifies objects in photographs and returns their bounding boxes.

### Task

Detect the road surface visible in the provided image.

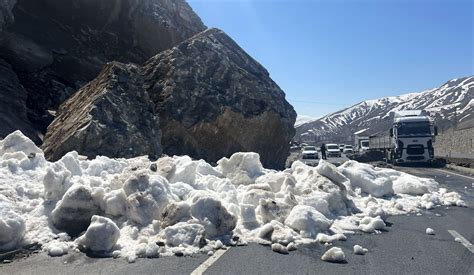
[1,167,473,275]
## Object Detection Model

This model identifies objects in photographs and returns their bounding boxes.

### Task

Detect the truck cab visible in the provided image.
[390,113,437,164]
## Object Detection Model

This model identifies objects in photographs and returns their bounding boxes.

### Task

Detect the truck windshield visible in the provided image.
[397,122,431,137]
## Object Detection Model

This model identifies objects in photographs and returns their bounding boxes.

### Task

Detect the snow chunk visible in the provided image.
[358,216,385,233]
[0,200,26,251]
[271,243,289,254]
[316,233,347,243]
[353,244,368,255]
[189,195,237,237]
[316,160,350,190]
[77,216,120,252]
[284,205,332,238]
[123,170,173,225]
[161,222,206,247]
[0,130,42,156]
[217,153,264,185]
[339,161,393,197]
[425,228,435,235]
[51,184,99,235]
[321,247,346,263]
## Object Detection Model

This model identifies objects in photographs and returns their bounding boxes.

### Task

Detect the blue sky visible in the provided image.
[187,0,473,118]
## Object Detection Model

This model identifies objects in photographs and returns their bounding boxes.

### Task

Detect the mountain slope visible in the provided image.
[295,76,474,143]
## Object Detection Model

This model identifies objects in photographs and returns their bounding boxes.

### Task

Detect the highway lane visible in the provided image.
[1,166,473,275]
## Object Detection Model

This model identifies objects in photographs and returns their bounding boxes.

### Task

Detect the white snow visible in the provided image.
[0,131,467,262]
[353,244,368,255]
[425,228,435,235]
[321,247,346,262]
[77,215,120,252]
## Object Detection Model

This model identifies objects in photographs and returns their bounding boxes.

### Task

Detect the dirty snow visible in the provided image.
[0,131,467,262]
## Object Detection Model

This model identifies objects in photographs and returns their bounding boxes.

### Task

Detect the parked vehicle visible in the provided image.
[301,146,319,166]
[354,135,370,153]
[339,144,345,152]
[326,144,342,158]
[343,145,354,155]
[369,110,437,164]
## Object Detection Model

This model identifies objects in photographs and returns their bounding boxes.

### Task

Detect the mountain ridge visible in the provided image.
[295,75,474,144]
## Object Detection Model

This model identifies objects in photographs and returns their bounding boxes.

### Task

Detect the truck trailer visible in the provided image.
[369,110,438,164]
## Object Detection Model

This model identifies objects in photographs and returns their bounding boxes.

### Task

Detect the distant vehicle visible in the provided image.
[343,145,354,154]
[326,144,342,158]
[354,135,370,153]
[369,110,438,164]
[301,146,319,166]
[339,144,345,152]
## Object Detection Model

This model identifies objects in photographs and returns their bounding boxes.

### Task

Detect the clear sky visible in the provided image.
[187,0,473,118]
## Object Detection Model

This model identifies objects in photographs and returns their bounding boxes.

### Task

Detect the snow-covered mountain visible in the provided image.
[295,76,474,143]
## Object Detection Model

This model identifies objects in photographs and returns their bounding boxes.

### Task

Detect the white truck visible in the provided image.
[354,135,370,153]
[369,110,438,164]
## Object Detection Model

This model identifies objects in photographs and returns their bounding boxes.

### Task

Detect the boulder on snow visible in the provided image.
[142,28,296,169]
[51,184,99,235]
[42,28,296,169]
[41,62,162,161]
[77,215,120,252]
[0,0,206,138]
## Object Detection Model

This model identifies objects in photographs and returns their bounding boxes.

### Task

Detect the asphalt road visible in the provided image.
[1,166,473,275]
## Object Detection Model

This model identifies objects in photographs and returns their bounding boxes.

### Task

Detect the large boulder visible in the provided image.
[143,28,297,169]
[42,62,162,161]
[0,0,206,138]
[0,58,38,142]
[43,28,296,169]
[0,0,15,32]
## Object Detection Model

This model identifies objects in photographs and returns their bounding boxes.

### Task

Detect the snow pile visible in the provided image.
[0,131,467,261]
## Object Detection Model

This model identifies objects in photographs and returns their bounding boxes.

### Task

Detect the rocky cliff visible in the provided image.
[43,28,296,169]
[41,62,162,161]
[0,0,206,137]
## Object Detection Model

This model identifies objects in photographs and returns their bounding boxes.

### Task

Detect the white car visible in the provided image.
[301,146,319,166]
[326,144,341,158]
[343,145,354,155]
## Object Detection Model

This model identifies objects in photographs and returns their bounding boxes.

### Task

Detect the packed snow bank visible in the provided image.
[0,131,467,261]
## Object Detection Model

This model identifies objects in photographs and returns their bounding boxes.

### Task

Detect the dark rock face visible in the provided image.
[42,62,162,161]
[43,28,296,169]
[143,29,296,169]
[0,58,39,142]
[0,0,206,139]
[0,0,15,32]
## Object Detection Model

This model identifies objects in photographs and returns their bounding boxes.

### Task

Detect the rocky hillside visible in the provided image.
[42,29,296,169]
[296,76,474,143]
[0,0,206,141]
[1,0,296,169]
